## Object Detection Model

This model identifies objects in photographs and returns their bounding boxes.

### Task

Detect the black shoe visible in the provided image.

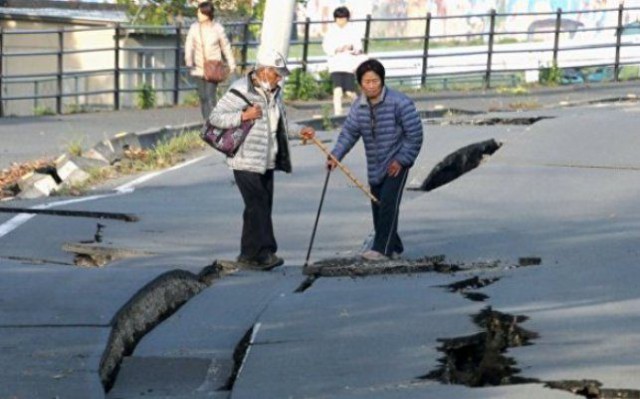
[236,253,283,271]
[254,253,284,271]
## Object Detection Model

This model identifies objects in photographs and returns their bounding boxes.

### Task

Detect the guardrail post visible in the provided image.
[553,8,562,66]
[363,14,372,54]
[614,3,624,82]
[302,17,310,73]
[74,76,79,106]
[34,81,39,110]
[241,20,250,72]
[114,24,121,111]
[174,24,181,106]
[57,28,64,114]
[0,27,4,117]
[485,9,496,89]
[421,12,431,88]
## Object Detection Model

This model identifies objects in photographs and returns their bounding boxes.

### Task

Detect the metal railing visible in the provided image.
[1,5,639,116]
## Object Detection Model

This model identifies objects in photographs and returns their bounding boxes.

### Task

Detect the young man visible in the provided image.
[322,6,363,116]
[327,59,423,261]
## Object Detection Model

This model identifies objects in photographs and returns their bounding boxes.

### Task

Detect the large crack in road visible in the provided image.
[424,306,540,387]
[427,265,640,399]
[100,261,236,392]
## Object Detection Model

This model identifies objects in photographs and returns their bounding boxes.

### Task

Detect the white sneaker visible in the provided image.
[361,250,388,261]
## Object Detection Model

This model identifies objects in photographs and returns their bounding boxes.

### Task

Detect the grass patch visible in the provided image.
[116,131,206,174]
[496,85,529,95]
[65,136,85,157]
[182,91,200,107]
[66,104,90,114]
[620,66,640,81]
[249,37,506,61]
[506,101,542,110]
[34,106,55,116]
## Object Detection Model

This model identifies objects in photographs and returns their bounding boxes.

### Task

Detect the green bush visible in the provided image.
[34,105,55,116]
[317,70,334,98]
[284,69,332,101]
[539,62,562,85]
[136,83,156,109]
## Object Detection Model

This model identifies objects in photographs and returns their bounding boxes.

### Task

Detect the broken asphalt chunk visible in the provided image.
[419,139,502,192]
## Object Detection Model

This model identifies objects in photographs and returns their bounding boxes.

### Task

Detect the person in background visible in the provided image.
[210,48,315,270]
[185,1,236,120]
[327,59,423,262]
[322,6,363,116]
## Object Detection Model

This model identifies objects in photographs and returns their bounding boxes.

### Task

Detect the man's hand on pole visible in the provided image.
[299,126,315,144]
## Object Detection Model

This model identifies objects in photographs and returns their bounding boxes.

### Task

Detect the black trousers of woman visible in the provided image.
[369,168,409,256]
[233,169,277,261]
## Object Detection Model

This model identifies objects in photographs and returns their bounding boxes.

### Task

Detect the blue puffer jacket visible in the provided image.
[331,87,424,185]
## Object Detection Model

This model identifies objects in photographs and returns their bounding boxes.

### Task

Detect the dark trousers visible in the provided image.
[233,169,277,260]
[370,168,409,256]
[196,77,218,121]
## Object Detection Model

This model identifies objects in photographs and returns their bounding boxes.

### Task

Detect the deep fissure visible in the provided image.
[0,206,139,222]
[219,326,254,391]
[295,275,318,293]
[423,306,539,387]
[428,116,552,126]
[443,275,501,302]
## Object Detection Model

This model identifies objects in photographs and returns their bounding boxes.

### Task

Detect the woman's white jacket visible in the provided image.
[322,23,364,73]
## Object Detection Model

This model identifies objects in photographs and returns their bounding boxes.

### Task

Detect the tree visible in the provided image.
[116,0,253,25]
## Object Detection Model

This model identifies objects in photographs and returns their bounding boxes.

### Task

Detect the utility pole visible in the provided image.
[259,0,296,58]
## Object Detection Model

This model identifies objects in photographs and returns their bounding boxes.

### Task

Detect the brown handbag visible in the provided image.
[199,24,229,83]
[203,59,229,83]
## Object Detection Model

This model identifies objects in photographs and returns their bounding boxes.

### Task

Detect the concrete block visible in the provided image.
[55,154,108,186]
[84,132,141,164]
[18,172,59,199]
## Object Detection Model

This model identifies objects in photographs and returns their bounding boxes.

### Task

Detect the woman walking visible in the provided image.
[185,1,236,120]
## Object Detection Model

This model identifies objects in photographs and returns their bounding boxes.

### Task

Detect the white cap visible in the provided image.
[255,48,290,76]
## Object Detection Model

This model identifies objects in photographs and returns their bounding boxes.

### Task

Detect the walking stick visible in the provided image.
[303,136,378,204]
[304,169,331,268]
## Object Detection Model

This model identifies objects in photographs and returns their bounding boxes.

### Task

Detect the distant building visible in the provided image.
[0,0,185,116]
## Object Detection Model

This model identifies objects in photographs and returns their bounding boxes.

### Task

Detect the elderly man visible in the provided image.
[209,49,314,270]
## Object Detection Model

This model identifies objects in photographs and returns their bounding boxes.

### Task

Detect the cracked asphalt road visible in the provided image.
[3,88,640,398]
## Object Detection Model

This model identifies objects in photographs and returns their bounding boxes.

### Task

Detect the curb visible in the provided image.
[8,122,202,200]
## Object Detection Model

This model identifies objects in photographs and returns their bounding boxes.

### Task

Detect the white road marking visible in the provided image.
[0,156,207,239]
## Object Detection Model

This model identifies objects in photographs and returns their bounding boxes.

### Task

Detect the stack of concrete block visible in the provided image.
[18,172,60,199]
